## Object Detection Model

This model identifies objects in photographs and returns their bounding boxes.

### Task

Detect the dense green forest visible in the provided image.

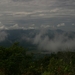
[0,42,75,75]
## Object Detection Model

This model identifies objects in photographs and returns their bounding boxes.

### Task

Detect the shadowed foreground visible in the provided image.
[0,43,75,75]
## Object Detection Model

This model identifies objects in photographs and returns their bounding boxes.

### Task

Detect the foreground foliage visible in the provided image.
[0,43,75,75]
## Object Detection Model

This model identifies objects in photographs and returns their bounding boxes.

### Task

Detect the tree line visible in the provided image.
[0,42,75,75]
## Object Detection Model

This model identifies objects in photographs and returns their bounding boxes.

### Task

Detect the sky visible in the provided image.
[0,0,75,31]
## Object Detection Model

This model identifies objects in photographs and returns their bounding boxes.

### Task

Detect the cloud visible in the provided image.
[0,26,7,30]
[40,24,56,29]
[28,27,35,29]
[31,24,35,26]
[0,22,8,30]
[50,8,60,13]
[12,0,33,2]
[0,31,8,42]
[0,22,27,30]
[0,21,3,25]
[33,30,75,52]
[57,23,65,27]
[9,24,19,29]
[0,0,75,31]
[8,24,27,30]
[72,23,75,26]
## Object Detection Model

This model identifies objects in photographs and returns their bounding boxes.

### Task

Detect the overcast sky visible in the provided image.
[0,0,75,31]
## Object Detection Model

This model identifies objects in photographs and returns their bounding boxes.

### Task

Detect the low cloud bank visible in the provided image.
[0,31,8,42]
[33,29,75,52]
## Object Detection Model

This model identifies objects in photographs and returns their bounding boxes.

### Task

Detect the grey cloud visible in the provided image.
[0,0,75,31]
[12,0,33,2]
[55,0,75,7]
[0,31,8,42]
[57,23,65,27]
[33,30,75,52]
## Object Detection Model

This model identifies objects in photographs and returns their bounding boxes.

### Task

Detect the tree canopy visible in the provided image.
[0,43,75,75]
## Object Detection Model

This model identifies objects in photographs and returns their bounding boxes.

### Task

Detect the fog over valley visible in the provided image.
[0,29,75,52]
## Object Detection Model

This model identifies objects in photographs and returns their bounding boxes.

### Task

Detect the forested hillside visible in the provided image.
[0,42,75,75]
